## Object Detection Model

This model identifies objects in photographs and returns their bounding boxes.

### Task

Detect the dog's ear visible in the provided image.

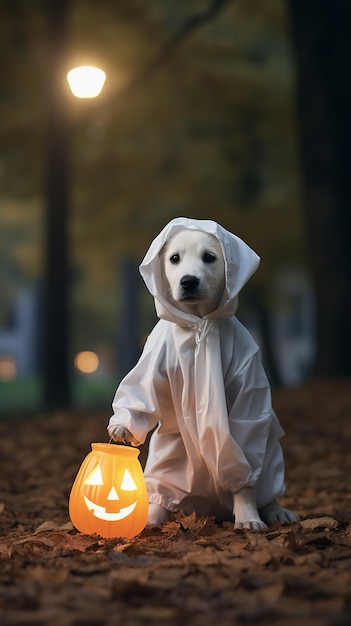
[158,240,171,292]
[158,240,169,259]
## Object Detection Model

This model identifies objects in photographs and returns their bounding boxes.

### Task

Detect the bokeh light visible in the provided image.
[0,355,18,382]
[74,351,100,374]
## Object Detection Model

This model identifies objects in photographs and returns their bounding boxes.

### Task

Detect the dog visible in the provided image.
[108,218,298,530]
[161,229,225,319]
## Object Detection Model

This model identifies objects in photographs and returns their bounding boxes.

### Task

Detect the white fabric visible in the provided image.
[109,218,286,513]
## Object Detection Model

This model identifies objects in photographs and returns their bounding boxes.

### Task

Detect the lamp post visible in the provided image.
[43,0,106,409]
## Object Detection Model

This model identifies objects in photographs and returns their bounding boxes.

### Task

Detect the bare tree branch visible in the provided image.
[98,0,233,109]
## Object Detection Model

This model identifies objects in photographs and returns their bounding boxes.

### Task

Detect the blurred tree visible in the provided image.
[43,0,70,408]
[288,0,351,376]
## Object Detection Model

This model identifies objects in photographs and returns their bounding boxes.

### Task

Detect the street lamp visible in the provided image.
[67,66,106,99]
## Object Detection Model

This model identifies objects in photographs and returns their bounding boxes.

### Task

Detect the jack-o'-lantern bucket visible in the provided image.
[69,443,148,538]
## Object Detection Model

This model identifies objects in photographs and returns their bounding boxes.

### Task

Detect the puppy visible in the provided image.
[162,229,225,318]
[109,218,298,530]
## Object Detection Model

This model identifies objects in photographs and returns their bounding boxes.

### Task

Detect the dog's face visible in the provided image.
[161,229,225,317]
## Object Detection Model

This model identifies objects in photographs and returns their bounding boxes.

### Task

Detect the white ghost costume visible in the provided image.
[108,218,286,517]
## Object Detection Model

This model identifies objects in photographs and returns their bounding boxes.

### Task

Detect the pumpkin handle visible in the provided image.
[108,436,132,446]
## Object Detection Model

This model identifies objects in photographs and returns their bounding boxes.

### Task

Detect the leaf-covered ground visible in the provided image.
[1,379,351,626]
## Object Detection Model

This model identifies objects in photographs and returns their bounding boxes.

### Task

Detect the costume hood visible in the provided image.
[139,217,260,325]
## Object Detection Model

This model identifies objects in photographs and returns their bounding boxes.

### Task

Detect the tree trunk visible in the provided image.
[116,257,141,380]
[42,0,70,408]
[288,0,351,375]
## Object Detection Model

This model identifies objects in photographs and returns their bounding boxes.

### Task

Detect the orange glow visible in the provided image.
[69,443,148,538]
[74,351,100,374]
[0,356,17,382]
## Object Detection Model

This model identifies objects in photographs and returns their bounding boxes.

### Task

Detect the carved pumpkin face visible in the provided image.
[69,443,148,538]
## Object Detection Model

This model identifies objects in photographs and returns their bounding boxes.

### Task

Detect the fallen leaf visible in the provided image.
[298,517,339,531]
[183,547,220,566]
[0,540,12,559]
[34,520,74,534]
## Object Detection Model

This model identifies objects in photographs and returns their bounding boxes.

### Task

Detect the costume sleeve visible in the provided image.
[226,351,284,484]
[108,324,169,445]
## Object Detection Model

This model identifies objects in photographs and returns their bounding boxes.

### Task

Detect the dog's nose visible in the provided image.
[180,275,200,291]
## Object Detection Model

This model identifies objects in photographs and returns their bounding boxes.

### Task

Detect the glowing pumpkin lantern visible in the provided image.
[69,443,148,538]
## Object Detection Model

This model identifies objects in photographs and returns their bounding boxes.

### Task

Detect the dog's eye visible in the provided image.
[203,252,216,264]
[169,253,180,264]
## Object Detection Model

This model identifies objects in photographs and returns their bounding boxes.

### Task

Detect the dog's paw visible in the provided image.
[234,519,267,531]
[260,500,299,525]
[233,486,267,531]
[146,503,170,527]
[108,424,138,445]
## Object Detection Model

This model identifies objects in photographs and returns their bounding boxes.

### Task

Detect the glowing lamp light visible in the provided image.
[67,66,106,99]
[69,443,148,538]
[74,351,99,374]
